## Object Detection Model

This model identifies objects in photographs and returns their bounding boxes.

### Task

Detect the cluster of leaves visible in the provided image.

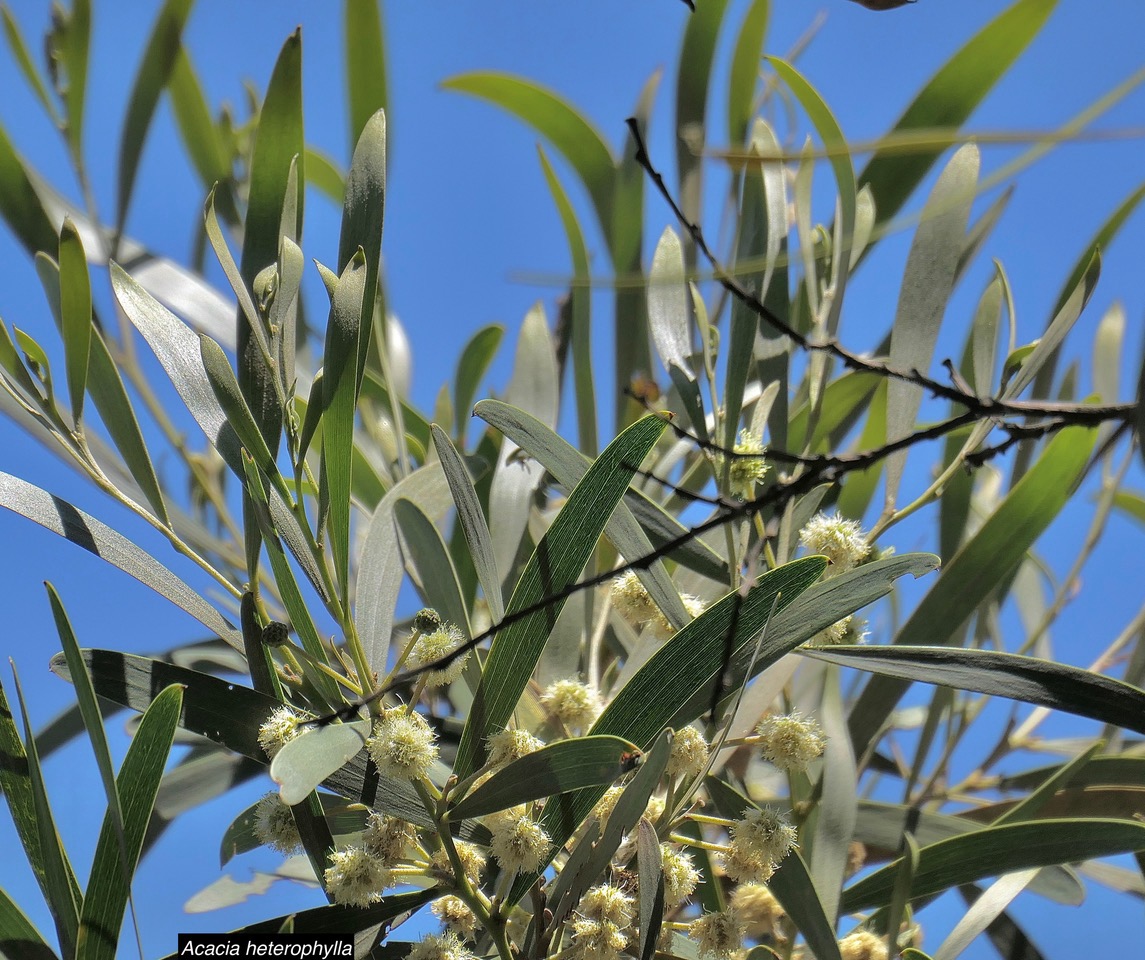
[1,1,1145,960]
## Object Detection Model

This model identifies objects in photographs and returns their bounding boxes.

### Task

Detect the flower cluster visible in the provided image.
[609,569,706,640]
[798,512,871,574]
[755,711,826,772]
[723,806,798,884]
[408,620,471,686]
[257,705,308,760]
[366,707,439,780]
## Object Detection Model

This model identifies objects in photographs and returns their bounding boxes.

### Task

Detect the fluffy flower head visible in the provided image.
[755,711,826,771]
[730,883,786,941]
[689,909,744,959]
[724,806,797,882]
[367,708,439,781]
[570,917,628,960]
[408,622,470,686]
[407,931,476,960]
[362,812,418,864]
[253,792,301,854]
[666,725,710,779]
[799,513,870,574]
[324,846,390,907]
[838,929,889,960]
[726,429,770,498]
[487,727,545,768]
[257,705,307,760]
[661,844,700,906]
[432,895,478,938]
[489,812,551,874]
[580,884,634,925]
[541,679,602,731]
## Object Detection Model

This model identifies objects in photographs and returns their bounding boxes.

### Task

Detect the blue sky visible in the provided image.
[1,1,1144,957]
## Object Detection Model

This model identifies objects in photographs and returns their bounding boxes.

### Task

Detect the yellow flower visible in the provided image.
[487,727,545,768]
[257,705,307,760]
[540,679,602,731]
[838,929,888,960]
[755,711,826,772]
[407,931,476,960]
[408,622,470,686]
[689,909,744,959]
[367,708,438,781]
[660,844,700,906]
[488,813,551,874]
[666,725,710,779]
[798,513,870,574]
[323,846,390,907]
[253,792,301,854]
[432,895,478,939]
[362,812,418,864]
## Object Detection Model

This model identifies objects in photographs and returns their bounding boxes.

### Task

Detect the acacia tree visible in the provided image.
[1,2,1143,959]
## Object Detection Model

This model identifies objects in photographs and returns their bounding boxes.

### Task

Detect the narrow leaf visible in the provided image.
[807,646,1145,737]
[455,415,668,777]
[885,144,979,506]
[343,0,388,152]
[856,0,1057,240]
[449,736,635,821]
[648,227,692,377]
[726,0,771,147]
[394,498,470,635]
[57,218,91,424]
[114,0,193,234]
[442,72,614,233]
[432,424,504,622]
[0,472,239,647]
[76,685,182,960]
[848,425,1097,755]
[841,819,1145,913]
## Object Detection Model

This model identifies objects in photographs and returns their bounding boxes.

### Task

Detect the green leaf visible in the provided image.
[239,28,303,451]
[648,227,692,377]
[45,584,129,882]
[357,463,454,673]
[847,424,1099,756]
[530,730,673,917]
[806,646,1145,737]
[57,218,92,424]
[0,472,239,646]
[767,56,856,337]
[0,673,80,954]
[270,720,371,806]
[590,558,827,750]
[432,425,504,623]
[217,889,437,943]
[487,304,558,578]
[856,0,1057,241]
[675,0,730,229]
[0,119,57,255]
[343,0,388,153]
[454,415,669,777]
[76,685,182,960]
[320,250,368,600]
[841,819,1145,913]
[453,324,503,426]
[57,0,91,164]
[114,0,193,236]
[0,883,52,958]
[442,72,615,234]
[394,498,470,635]
[337,108,386,392]
[636,819,664,960]
[168,47,233,207]
[704,553,939,724]
[538,145,595,455]
[1,4,59,123]
[35,255,169,523]
[727,0,771,147]
[476,399,692,629]
[200,334,277,477]
[111,260,246,475]
[885,144,979,507]
[450,736,636,821]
